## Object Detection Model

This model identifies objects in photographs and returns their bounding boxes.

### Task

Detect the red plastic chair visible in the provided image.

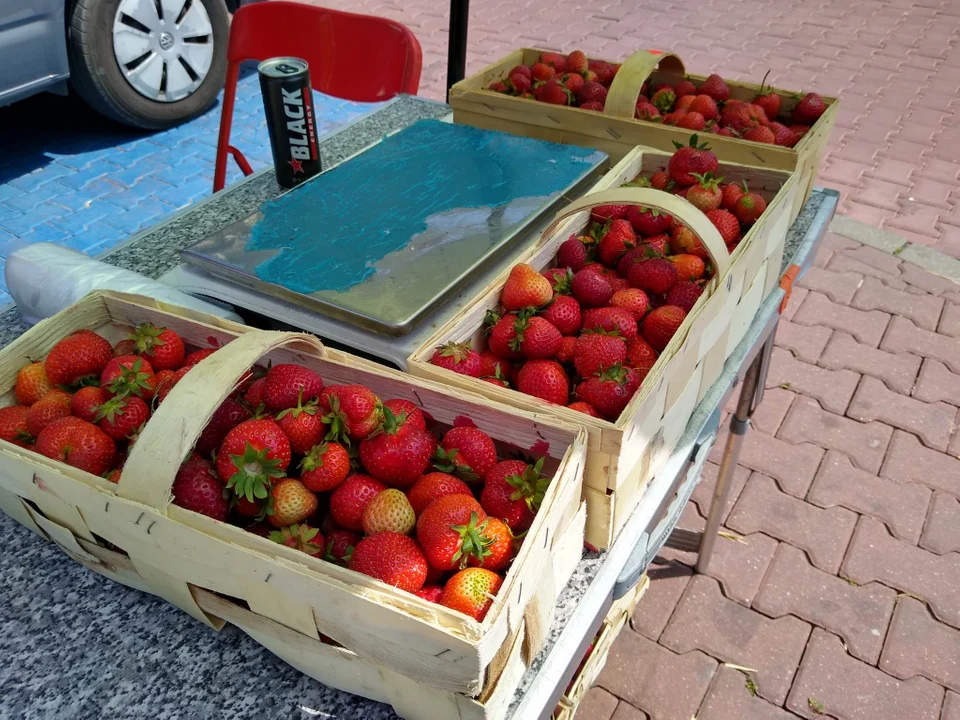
[213,2,422,192]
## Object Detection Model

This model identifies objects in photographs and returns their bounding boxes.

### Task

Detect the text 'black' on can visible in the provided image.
[258,57,322,189]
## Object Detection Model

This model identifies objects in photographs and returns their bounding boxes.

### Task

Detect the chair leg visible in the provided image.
[214,63,242,193]
[228,146,255,177]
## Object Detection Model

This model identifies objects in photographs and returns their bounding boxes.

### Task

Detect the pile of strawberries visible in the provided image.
[0,325,557,624]
[486,50,827,147]
[428,137,773,421]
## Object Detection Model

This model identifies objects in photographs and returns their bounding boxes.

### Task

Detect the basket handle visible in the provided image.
[542,187,731,279]
[604,50,686,120]
[118,330,325,511]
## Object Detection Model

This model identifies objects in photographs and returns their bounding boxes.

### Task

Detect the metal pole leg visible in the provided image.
[696,341,766,573]
[446,0,470,101]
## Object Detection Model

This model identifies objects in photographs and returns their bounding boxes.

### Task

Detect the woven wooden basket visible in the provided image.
[0,291,589,718]
[409,147,797,548]
[450,48,837,223]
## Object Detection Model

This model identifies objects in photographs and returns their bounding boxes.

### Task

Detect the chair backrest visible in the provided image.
[227,2,422,101]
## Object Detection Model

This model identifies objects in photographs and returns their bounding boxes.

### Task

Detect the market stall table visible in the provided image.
[0,95,838,719]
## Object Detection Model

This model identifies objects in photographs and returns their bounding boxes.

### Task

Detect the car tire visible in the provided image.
[67,0,230,130]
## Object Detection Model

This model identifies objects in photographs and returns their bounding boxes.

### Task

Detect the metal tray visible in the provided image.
[183,120,607,335]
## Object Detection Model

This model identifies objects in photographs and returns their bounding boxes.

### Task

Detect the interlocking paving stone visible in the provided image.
[819,330,921,395]
[793,291,891,347]
[940,302,960,337]
[661,575,810,705]
[725,387,795,436]
[577,687,619,720]
[630,558,692,641]
[841,244,904,276]
[691,461,752,524]
[913,358,960,405]
[851,276,946,330]
[709,423,824,499]
[880,597,960,692]
[700,531,779,607]
[944,692,960,720]
[778,396,893,473]
[753,544,896,664]
[773,319,833,364]
[780,287,809,323]
[881,429,960,495]
[842,516,960,629]
[808,450,931,544]
[697,665,800,720]
[796,267,863,305]
[728,474,856,574]
[786,628,944,720]
[597,629,717,720]
[920,491,960,555]
[847,375,956,451]
[827,252,907,288]
[898,265,960,298]
[882,316,960,373]
[611,701,648,720]
[766,347,860,415]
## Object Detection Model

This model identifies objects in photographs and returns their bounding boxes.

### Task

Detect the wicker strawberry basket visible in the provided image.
[450,48,836,223]
[409,146,797,548]
[0,291,589,718]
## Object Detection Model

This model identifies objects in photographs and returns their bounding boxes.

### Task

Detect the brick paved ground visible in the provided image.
[572,235,960,719]
[333,0,960,255]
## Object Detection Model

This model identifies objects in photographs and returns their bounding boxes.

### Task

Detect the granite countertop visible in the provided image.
[0,94,833,720]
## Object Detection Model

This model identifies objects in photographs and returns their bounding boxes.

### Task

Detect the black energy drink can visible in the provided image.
[258,57,321,189]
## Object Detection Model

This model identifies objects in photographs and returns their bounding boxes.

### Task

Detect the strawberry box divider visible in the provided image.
[449,48,837,223]
[409,146,797,548]
[0,290,589,704]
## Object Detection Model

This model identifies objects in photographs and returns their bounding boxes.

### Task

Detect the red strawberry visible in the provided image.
[792,92,826,124]
[114,339,137,357]
[588,59,618,85]
[573,332,627,378]
[217,418,292,505]
[769,121,799,147]
[350,532,428,593]
[172,455,229,521]
[645,234,670,255]
[571,268,613,307]
[182,348,216,367]
[540,52,566,72]
[789,124,811,139]
[565,50,588,74]
[628,258,678,294]
[689,94,719,121]
[324,528,360,566]
[509,72,532,94]
[651,171,672,191]
[467,516,514,571]
[478,352,512,382]
[408,472,473,516]
[276,393,325,455]
[674,79,697,97]
[511,315,562,360]
[152,369,177,405]
[677,111,706,130]
[509,65,532,80]
[516,359,570,405]
[686,172,722,212]
[330,474,385,530]
[705,209,741,244]
[567,401,600,417]
[721,181,747,210]
[0,405,32,448]
[743,125,776,144]
[557,236,588,271]
[35,416,116,476]
[435,426,498,481]
[721,103,768,133]
[488,80,508,93]
[440,568,503,621]
[534,79,572,105]
[487,313,523,360]
[101,355,156,399]
[561,73,584,95]
[26,389,72,437]
[417,493,490,570]
[130,323,185,371]
[581,307,637,339]
[194,396,252,456]
[576,365,642,420]
[577,81,608,105]
[625,205,672,236]
[96,395,149,441]
[69,386,105,424]
[383,398,426,432]
[671,225,709,259]
[15,362,53,407]
[363,488,416,535]
[668,254,706,281]
[481,458,547,531]
[300,441,351,492]
[701,73,730,102]
[540,295,582,336]
[580,100,604,111]
[610,288,650,320]
[669,135,718,187]
[429,341,482,377]
[502,263,553,310]
[269,523,324,557]
[597,219,637,266]
[635,102,661,121]
[651,87,675,113]
[318,384,382,444]
[530,62,555,82]
[269,478,318,527]
[556,336,578,364]
[753,75,781,121]
[359,406,435,487]
[44,330,113,387]
[734,192,768,224]
[643,305,687,350]
[666,281,704,313]
[625,337,659,380]
[416,585,444,603]
[263,364,324,413]
[541,267,572,295]
[242,376,266,408]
